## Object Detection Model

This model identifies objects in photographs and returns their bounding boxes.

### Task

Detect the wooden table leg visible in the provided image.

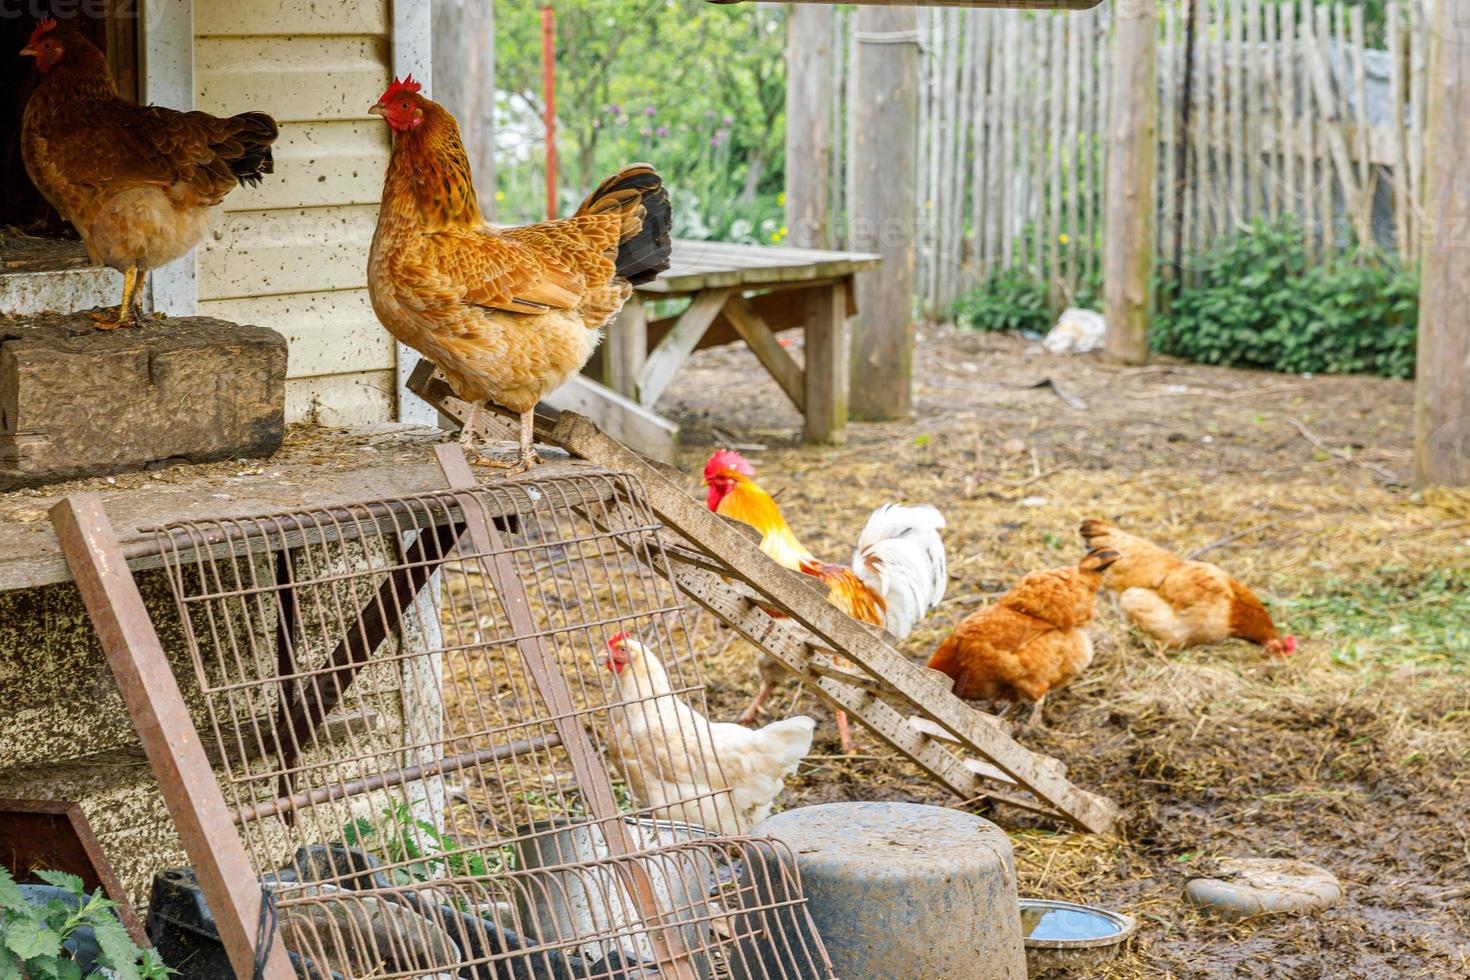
[604,293,648,401]
[803,280,848,444]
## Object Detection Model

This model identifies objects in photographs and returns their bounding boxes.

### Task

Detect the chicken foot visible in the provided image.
[505,410,542,474]
[462,406,542,474]
[88,266,142,330]
[1026,696,1046,729]
[457,402,485,458]
[835,710,855,755]
[456,403,507,464]
[737,678,776,726]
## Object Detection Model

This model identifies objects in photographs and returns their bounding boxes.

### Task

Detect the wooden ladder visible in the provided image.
[408,363,1119,834]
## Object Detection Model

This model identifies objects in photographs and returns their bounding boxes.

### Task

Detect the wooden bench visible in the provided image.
[597,240,880,444]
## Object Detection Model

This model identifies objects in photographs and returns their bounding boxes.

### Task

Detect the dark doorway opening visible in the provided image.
[2,5,138,270]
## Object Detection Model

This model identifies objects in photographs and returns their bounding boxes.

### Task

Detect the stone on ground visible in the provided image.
[1184,857,1343,920]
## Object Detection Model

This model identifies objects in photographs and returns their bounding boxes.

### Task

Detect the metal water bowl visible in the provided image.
[1019,898,1137,974]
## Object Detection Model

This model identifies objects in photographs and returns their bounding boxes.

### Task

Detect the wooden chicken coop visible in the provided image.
[0,0,432,428]
[0,427,460,909]
[0,0,437,912]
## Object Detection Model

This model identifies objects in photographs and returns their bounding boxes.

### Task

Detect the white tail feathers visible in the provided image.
[852,503,948,639]
[724,714,815,830]
[748,715,816,767]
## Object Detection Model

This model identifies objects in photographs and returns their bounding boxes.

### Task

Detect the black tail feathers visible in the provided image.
[579,164,672,285]
[227,111,278,187]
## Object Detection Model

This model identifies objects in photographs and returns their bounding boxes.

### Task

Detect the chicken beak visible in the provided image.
[19,45,37,57]
[368,103,387,117]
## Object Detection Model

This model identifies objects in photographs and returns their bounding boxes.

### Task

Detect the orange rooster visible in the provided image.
[703,450,947,750]
[927,548,1119,727]
[367,77,671,472]
[20,18,277,329]
[1079,519,1295,655]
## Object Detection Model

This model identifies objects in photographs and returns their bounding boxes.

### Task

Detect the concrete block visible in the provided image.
[0,313,287,488]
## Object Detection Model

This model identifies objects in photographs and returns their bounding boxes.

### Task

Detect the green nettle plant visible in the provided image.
[0,866,171,980]
[950,266,1053,334]
[342,798,498,887]
[1158,219,1418,379]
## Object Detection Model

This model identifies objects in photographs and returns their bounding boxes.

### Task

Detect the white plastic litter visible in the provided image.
[1042,308,1107,354]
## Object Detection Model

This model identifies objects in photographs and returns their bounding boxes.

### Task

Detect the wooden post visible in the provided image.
[50,497,296,980]
[1103,0,1158,365]
[786,3,834,249]
[430,0,495,219]
[1414,0,1470,486]
[849,4,920,420]
[605,294,648,400]
[804,283,848,443]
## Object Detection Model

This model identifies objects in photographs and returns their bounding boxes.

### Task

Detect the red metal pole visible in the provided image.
[542,5,557,219]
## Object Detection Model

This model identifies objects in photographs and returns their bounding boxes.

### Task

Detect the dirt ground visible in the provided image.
[654,324,1470,978]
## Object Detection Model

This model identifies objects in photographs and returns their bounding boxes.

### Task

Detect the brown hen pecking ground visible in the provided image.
[655,323,1470,979]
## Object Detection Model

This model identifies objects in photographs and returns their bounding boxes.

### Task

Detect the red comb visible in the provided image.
[378,74,422,103]
[704,449,754,481]
[30,18,58,45]
[607,631,632,649]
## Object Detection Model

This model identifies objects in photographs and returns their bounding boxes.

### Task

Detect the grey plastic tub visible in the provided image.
[511,817,719,975]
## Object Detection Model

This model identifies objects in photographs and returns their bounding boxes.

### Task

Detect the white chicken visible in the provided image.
[851,503,950,640]
[602,633,814,837]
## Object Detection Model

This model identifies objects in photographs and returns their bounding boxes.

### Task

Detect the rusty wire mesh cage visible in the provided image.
[143,469,836,980]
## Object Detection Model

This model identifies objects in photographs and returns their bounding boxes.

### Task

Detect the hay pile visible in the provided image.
[655,324,1469,978]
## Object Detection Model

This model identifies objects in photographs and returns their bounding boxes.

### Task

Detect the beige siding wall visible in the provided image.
[194,0,395,425]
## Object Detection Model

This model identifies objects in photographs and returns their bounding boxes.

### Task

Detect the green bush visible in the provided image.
[950,266,1052,334]
[1158,220,1418,379]
[1,865,171,979]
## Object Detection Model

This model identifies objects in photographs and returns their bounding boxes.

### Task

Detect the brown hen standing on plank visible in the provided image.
[366,77,671,472]
[926,548,1118,727]
[20,18,277,329]
[1079,519,1296,655]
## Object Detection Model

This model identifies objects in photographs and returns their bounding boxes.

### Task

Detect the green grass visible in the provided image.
[1281,568,1470,671]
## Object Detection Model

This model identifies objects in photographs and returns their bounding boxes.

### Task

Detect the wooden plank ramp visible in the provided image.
[407,363,1119,834]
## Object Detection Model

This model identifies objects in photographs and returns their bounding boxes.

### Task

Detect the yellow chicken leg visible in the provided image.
[88,266,139,331]
[131,271,153,321]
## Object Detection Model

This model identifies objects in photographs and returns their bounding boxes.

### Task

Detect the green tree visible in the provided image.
[495,1,788,240]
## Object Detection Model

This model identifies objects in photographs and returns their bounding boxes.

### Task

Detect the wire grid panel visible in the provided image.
[148,471,835,980]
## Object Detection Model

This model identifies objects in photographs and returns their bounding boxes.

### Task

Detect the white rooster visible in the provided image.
[602,633,814,837]
[702,450,949,751]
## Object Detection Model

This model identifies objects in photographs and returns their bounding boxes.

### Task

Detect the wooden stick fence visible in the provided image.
[825,0,1432,315]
